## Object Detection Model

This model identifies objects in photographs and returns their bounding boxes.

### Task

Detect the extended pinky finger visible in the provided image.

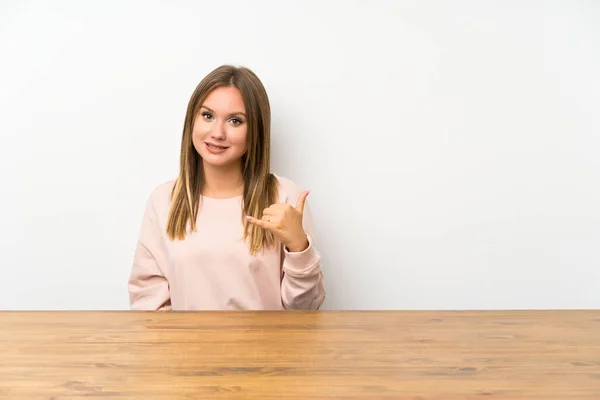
[246,215,269,229]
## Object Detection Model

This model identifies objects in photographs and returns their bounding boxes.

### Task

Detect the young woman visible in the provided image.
[127,65,326,311]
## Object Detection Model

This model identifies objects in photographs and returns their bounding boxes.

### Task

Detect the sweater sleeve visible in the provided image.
[280,190,326,310]
[128,195,172,311]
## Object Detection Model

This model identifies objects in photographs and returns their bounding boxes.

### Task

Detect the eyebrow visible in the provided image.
[200,105,246,118]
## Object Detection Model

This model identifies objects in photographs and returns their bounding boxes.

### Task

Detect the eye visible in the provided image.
[201,112,213,121]
[229,117,244,126]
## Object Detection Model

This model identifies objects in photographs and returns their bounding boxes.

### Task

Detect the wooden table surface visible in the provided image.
[1,310,599,399]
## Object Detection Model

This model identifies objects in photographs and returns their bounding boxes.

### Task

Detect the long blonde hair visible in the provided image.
[166,65,278,254]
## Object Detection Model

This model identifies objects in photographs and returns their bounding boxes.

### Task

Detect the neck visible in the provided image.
[202,161,244,198]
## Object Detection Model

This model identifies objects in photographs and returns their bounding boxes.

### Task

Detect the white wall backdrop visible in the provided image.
[1,0,599,310]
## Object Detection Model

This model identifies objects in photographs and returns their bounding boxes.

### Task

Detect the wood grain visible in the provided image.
[0,310,599,399]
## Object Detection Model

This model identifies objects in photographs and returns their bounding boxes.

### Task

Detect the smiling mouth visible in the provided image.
[206,143,228,150]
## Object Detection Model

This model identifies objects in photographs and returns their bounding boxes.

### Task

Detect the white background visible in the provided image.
[1,0,599,310]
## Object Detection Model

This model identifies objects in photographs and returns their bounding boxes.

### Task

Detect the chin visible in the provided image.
[200,154,240,168]
[193,143,245,168]
[203,159,233,168]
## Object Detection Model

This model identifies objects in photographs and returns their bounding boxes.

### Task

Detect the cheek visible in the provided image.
[192,121,209,138]
[231,128,248,148]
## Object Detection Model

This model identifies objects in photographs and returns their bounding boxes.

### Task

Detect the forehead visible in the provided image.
[201,86,245,113]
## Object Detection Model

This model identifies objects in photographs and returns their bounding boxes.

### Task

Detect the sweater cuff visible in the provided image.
[283,234,320,276]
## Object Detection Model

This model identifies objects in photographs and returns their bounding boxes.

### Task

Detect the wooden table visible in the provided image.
[1,310,599,399]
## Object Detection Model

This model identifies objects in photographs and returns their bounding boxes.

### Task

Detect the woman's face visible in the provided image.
[192,86,248,168]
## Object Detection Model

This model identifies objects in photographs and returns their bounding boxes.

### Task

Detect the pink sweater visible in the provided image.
[128,175,326,311]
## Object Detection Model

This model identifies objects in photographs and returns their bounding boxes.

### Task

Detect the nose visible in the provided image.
[210,119,226,141]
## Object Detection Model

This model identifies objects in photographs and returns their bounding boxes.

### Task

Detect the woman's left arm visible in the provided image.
[246,189,326,310]
[279,227,326,310]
